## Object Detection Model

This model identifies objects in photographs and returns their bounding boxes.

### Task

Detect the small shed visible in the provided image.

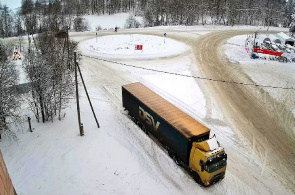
[268,34,282,44]
[257,35,271,44]
[277,32,295,46]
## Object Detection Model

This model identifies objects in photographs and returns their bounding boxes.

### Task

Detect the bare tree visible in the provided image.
[0,5,14,38]
[0,41,19,140]
[24,32,77,123]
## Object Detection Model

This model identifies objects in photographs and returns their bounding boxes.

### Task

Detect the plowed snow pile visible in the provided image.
[224,35,295,107]
[83,34,189,58]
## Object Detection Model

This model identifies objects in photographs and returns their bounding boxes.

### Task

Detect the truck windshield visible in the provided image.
[205,159,226,173]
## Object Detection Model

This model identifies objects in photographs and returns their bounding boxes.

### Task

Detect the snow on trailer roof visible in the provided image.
[123,83,210,139]
[277,32,294,41]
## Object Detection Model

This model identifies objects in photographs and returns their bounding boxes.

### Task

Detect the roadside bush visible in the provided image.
[73,17,89,32]
[124,14,141,29]
[0,41,19,140]
[95,25,102,31]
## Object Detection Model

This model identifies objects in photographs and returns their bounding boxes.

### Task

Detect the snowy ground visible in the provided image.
[224,35,295,110]
[1,26,293,194]
[15,58,28,84]
[83,34,189,59]
[1,91,180,194]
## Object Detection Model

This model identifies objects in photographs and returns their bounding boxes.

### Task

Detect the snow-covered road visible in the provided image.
[74,28,294,194]
[1,26,294,194]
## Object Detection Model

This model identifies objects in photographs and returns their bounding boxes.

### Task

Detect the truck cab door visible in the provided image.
[189,143,201,172]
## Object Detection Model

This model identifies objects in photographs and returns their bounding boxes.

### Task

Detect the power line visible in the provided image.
[81,54,295,91]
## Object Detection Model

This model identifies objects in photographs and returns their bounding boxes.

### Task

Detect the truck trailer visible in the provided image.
[122,83,227,186]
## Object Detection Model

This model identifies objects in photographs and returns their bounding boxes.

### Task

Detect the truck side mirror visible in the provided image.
[199,160,205,172]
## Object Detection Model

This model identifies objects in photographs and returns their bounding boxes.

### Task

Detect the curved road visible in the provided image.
[76,29,295,193]
[174,30,295,192]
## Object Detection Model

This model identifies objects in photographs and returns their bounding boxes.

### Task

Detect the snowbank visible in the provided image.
[82,34,189,59]
[224,35,252,64]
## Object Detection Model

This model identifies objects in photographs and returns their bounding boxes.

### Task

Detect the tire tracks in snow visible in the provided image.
[79,57,192,194]
[75,30,293,194]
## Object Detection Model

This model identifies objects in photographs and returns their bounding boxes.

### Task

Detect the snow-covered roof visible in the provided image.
[207,137,219,151]
[277,32,294,42]
[257,35,271,43]
[269,34,282,44]
[286,44,294,49]
[271,44,279,50]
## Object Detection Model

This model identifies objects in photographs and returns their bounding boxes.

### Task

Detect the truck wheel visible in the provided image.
[192,172,201,184]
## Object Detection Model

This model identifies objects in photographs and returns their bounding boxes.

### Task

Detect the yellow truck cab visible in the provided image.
[189,136,227,186]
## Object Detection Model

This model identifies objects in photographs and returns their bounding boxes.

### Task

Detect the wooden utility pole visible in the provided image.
[74,52,84,136]
[74,52,100,136]
[77,63,100,128]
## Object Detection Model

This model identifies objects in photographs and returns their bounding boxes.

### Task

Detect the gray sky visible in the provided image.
[1,0,22,11]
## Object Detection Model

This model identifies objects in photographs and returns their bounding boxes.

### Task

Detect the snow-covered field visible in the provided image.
[84,13,143,31]
[83,34,189,59]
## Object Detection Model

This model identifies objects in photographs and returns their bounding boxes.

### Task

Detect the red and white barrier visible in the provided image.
[253,48,283,57]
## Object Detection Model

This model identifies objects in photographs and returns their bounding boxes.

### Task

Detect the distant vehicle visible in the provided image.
[286,48,292,53]
[122,83,227,186]
[286,44,295,52]
[12,51,21,60]
[261,44,269,50]
[271,44,279,51]
[276,43,286,51]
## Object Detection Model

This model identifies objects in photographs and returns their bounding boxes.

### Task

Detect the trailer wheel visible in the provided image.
[168,149,173,157]
[142,126,148,135]
[173,155,181,165]
[168,151,180,166]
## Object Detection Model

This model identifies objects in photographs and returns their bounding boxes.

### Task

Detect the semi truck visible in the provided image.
[122,83,227,186]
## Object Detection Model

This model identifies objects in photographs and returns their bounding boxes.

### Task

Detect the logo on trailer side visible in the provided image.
[139,106,160,131]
